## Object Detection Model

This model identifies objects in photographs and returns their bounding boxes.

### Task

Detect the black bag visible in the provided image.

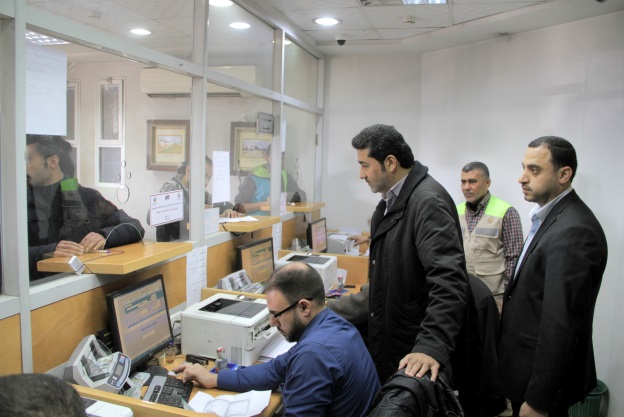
[367,369,464,417]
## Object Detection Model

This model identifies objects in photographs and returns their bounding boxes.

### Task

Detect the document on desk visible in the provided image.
[258,334,295,362]
[188,390,271,417]
[219,216,259,224]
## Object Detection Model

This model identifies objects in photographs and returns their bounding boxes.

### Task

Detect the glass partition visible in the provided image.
[26,0,195,61]
[207,2,274,90]
[205,87,274,227]
[25,34,192,282]
[282,105,317,203]
[284,37,318,106]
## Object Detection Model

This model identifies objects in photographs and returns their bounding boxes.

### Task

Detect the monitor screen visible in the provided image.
[106,275,173,372]
[307,218,328,253]
[237,237,275,282]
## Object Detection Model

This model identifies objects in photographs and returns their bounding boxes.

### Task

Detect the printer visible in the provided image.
[275,253,338,291]
[181,293,278,366]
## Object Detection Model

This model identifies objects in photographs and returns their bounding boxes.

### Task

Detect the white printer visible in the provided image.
[275,253,338,291]
[181,293,278,366]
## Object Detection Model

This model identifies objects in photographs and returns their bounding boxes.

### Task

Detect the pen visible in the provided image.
[93,250,111,253]
[180,398,195,411]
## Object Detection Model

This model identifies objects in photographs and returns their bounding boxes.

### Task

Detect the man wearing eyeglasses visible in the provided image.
[175,262,380,417]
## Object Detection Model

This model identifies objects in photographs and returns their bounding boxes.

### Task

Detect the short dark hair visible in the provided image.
[462,161,490,179]
[528,136,577,181]
[0,373,86,417]
[26,135,75,177]
[351,124,414,169]
[265,263,325,305]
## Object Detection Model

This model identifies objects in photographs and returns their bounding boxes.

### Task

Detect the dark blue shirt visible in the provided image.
[217,308,380,417]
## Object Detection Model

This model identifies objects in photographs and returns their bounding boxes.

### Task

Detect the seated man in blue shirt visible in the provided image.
[175,262,380,417]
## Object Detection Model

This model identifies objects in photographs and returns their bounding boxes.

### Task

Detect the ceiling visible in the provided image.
[25,0,624,60]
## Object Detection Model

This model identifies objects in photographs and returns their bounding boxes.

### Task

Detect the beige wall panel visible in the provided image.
[0,315,22,375]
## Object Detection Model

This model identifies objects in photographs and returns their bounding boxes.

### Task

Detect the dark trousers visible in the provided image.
[511,402,570,417]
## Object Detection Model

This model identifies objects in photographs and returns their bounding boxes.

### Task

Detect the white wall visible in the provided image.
[323,10,624,414]
[322,54,422,232]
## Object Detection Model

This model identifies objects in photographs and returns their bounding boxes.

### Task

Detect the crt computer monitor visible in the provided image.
[236,237,275,283]
[307,218,328,253]
[106,275,173,372]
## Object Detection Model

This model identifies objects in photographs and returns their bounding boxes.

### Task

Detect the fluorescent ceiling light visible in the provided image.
[209,0,233,6]
[229,22,251,29]
[25,31,69,45]
[314,17,341,26]
[130,28,151,35]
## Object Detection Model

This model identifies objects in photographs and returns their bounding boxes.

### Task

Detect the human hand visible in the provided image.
[519,402,548,417]
[398,352,440,382]
[54,240,85,257]
[221,209,242,218]
[173,362,217,388]
[80,232,106,252]
[347,235,370,246]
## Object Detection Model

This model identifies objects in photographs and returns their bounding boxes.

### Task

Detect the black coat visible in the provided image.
[28,181,145,280]
[368,161,468,383]
[499,190,608,411]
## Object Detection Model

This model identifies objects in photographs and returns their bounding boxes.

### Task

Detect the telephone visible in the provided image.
[64,335,132,394]
[216,269,265,294]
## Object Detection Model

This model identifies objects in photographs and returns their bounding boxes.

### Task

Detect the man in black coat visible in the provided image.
[329,124,468,384]
[27,135,145,280]
[499,136,608,417]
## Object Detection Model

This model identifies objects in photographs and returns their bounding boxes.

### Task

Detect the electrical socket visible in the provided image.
[170,311,182,338]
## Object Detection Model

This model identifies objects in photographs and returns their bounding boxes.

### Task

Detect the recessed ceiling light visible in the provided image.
[25,31,69,45]
[209,0,233,6]
[314,17,341,26]
[130,28,151,35]
[229,22,251,29]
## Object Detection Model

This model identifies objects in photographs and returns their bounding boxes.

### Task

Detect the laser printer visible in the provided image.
[275,253,338,291]
[181,293,278,366]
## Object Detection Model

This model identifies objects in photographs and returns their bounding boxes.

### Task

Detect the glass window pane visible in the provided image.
[283,105,316,203]
[284,38,318,105]
[100,83,121,141]
[25,0,194,61]
[99,147,122,184]
[207,2,274,90]
[25,32,191,282]
[66,85,76,141]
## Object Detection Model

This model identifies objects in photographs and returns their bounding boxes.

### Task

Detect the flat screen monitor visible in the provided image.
[106,275,173,372]
[237,237,275,283]
[307,218,328,253]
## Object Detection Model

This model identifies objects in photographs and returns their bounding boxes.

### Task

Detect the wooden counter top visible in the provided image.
[37,241,193,275]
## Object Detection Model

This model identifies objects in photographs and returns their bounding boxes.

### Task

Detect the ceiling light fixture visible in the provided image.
[209,0,233,6]
[314,17,341,26]
[25,31,69,45]
[229,22,251,29]
[130,28,151,35]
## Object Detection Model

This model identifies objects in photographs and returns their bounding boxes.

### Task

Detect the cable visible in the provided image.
[103,222,145,248]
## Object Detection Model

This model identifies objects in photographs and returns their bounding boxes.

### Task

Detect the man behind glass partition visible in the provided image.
[234,144,306,216]
[26,134,144,281]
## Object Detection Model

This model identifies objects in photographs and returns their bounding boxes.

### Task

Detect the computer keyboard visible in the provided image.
[144,375,193,408]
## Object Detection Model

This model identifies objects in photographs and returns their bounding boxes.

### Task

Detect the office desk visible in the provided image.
[73,355,282,417]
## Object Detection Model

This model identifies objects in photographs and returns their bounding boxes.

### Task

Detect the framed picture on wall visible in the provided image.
[146,119,190,171]
[230,122,272,175]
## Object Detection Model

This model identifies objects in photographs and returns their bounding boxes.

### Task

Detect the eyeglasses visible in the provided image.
[271,298,313,320]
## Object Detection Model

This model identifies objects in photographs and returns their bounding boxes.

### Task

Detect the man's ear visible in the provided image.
[47,155,60,169]
[559,166,573,184]
[385,155,399,173]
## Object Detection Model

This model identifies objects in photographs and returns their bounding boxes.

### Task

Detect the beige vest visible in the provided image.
[457,196,511,295]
